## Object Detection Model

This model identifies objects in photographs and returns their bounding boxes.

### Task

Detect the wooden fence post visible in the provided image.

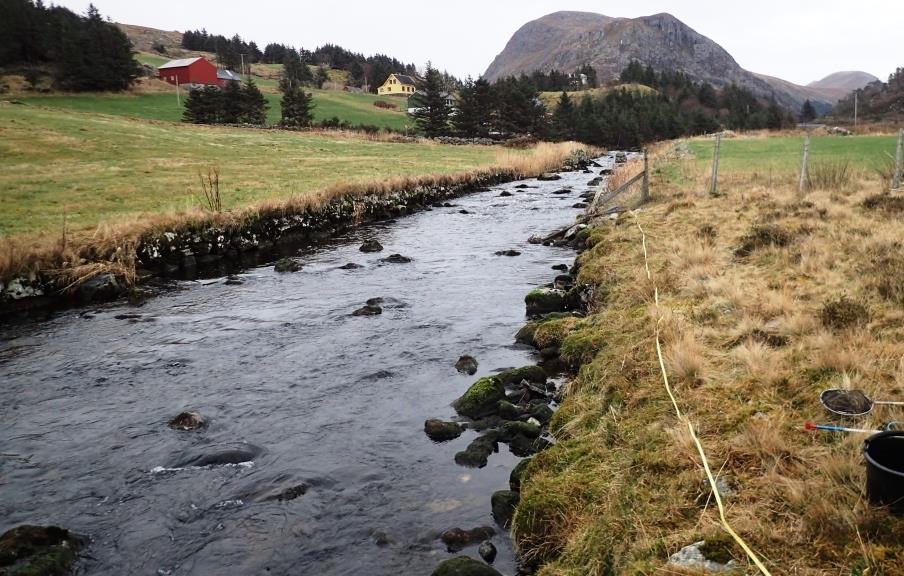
[641,148,650,203]
[894,128,903,191]
[709,133,721,196]
[799,134,811,195]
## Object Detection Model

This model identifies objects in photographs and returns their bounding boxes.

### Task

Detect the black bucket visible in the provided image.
[864,431,904,513]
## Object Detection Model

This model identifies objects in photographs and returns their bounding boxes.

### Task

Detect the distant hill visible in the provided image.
[807,71,879,102]
[117,23,184,55]
[484,11,869,112]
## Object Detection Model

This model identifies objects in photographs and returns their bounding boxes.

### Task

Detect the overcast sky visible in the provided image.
[56,0,900,85]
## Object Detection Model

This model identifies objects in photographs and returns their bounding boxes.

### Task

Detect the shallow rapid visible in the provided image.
[1,158,611,575]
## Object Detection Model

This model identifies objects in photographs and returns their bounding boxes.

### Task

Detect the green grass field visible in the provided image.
[687,134,899,172]
[0,104,494,237]
[16,89,411,130]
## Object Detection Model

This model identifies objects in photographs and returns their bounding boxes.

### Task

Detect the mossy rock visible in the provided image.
[453,377,505,418]
[529,403,554,424]
[454,433,499,468]
[509,457,533,491]
[273,257,302,273]
[431,556,503,576]
[698,533,736,564]
[500,421,541,441]
[491,490,520,528]
[515,312,577,347]
[525,288,567,316]
[0,525,82,576]
[496,365,547,387]
[560,329,606,367]
[496,400,523,421]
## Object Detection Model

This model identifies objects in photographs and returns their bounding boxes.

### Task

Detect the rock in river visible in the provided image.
[455,355,479,375]
[494,250,521,257]
[453,377,505,418]
[490,490,519,528]
[0,525,84,576]
[454,433,499,468]
[431,556,503,576]
[274,258,302,273]
[496,365,547,387]
[525,288,567,316]
[352,304,383,316]
[498,191,513,197]
[168,411,205,431]
[536,173,561,181]
[339,263,363,270]
[478,541,497,564]
[381,254,412,264]
[439,526,495,552]
[424,419,464,442]
[359,240,384,253]
[509,457,532,492]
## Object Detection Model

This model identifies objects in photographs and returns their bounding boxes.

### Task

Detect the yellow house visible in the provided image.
[377,73,417,96]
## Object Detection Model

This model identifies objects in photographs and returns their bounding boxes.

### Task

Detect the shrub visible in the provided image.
[806,159,852,191]
[373,100,397,110]
[734,223,794,257]
[820,295,869,330]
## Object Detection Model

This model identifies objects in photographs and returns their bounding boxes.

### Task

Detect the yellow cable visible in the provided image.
[632,212,773,576]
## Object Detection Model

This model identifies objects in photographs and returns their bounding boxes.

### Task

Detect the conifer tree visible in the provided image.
[183,86,222,124]
[800,99,817,122]
[552,91,578,140]
[280,85,315,128]
[412,64,451,137]
[315,65,330,89]
[452,77,494,137]
[239,78,268,124]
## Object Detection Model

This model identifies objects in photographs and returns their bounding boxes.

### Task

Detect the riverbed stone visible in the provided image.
[339,262,363,270]
[352,304,383,316]
[509,457,532,492]
[525,288,567,316]
[496,366,547,387]
[537,173,561,181]
[168,411,205,431]
[439,526,495,552]
[495,400,523,421]
[490,490,519,528]
[455,355,479,375]
[224,275,244,285]
[551,264,569,271]
[478,541,497,564]
[529,403,554,424]
[264,483,309,502]
[494,250,521,257]
[498,191,513,197]
[431,556,503,576]
[274,258,301,273]
[359,240,384,253]
[453,377,505,419]
[514,184,533,189]
[572,202,589,209]
[454,433,499,468]
[0,525,83,576]
[381,254,412,264]
[499,420,541,441]
[424,419,464,442]
[76,272,121,303]
[552,188,572,195]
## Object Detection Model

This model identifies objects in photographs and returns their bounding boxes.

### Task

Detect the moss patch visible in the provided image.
[453,376,505,418]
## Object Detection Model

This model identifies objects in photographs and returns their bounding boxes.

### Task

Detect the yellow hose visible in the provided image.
[633,214,773,576]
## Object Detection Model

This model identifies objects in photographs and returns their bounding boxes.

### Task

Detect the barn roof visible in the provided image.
[158,57,204,70]
[217,69,242,82]
[392,74,417,86]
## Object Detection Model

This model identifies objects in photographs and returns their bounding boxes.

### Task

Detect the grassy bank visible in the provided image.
[514,136,904,574]
[0,102,586,284]
[12,87,410,129]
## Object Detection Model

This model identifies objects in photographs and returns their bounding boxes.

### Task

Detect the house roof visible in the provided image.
[392,74,417,86]
[158,57,204,70]
[217,69,242,82]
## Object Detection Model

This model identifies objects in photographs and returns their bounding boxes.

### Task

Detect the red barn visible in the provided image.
[158,57,219,87]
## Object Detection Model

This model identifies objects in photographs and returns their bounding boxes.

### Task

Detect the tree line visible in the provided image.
[413,62,796,148]
[0,0,140,91]
[831,67,904,123]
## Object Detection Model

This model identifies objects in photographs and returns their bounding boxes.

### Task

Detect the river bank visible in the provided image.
[511,142,904,575]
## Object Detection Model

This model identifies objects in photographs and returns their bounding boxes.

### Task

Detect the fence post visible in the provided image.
[798,134,811,195]
[894,128,903,191]
[710,133,721,196]
[641,148,650,203]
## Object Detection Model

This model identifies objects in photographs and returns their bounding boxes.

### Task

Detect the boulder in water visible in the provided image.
[263,483,309,502]
[381,254,412,264]
[352,304,383,316]
[478,541,497,564]
[454,433,499,468]
[490,490,519,528]
[498,191,513,197]
[168,411,205,431]
[509,457,532,491]
[274,258,301,273]
[431,556,503,576]
[453,377,505,418]
[525,288,567,316]
[494,250,521,257]
[359,240,384,253]
[439,526,495,552]
[455,355,479,375]
[551,264,569,272]
[424,419,464,442]
[496,366,547,387]
[537,173,561,182]
[339,263,363,270]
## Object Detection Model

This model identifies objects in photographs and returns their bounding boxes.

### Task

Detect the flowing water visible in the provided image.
[0,157,612,576]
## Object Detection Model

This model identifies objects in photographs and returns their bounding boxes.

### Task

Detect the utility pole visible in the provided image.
[175,73,181,106]
[710,133,722,196]
[240,54,246,80]
[894,128,903,191]
[799,133,811,195]
[854,91,859,128]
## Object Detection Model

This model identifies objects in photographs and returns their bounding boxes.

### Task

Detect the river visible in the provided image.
[0,157,611,575]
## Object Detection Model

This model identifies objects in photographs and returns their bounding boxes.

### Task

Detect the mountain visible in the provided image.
[484,11,867,111]
[807,71,880,101]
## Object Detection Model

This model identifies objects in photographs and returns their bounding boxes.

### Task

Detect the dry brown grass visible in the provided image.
[514,145,904,576]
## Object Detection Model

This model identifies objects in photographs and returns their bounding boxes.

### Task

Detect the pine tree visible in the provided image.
[183,86,222,124]
[220,80,244,124]
[280,85,314,128]
[452,77,494,137]
[552,91,578,141]
[412,64,451,137]
[315,65,330,89]
[800,99,817,122]
[280,50,311,90]
[239,78,268,125]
